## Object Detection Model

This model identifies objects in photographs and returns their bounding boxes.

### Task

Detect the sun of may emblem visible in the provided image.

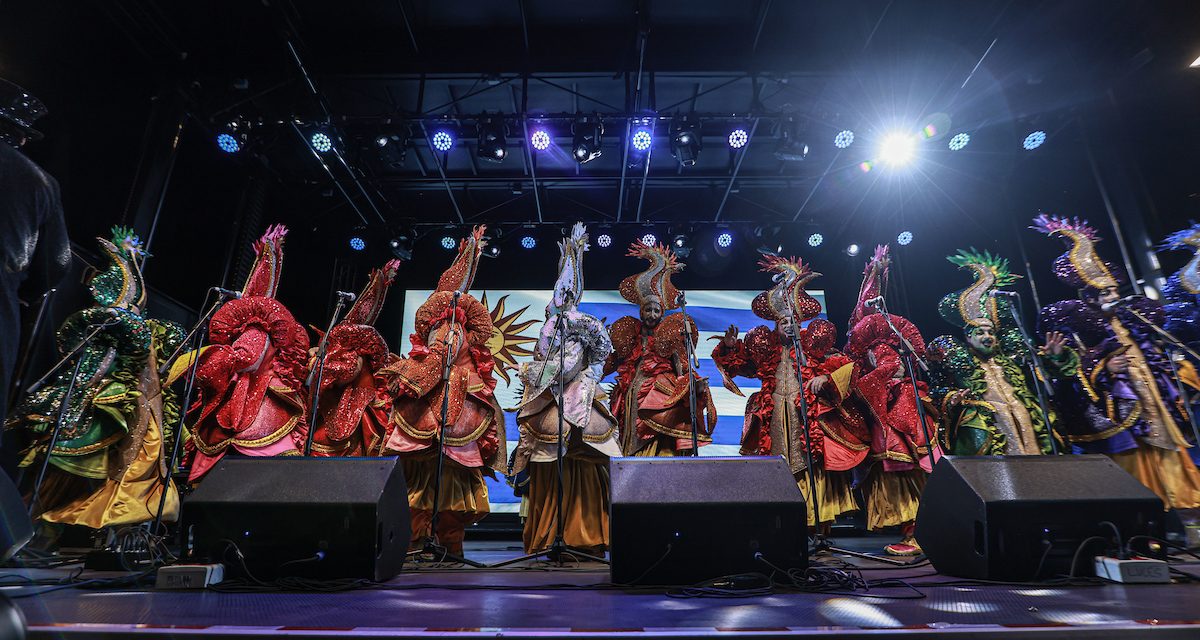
[480,293,538,384]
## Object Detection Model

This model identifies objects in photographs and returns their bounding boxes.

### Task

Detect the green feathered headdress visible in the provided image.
[937,248,1020,329]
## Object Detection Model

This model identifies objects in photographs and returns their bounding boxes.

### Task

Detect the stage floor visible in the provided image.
[9,535,1200,639]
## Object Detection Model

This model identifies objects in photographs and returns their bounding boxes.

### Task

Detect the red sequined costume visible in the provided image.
[711,256,864,525]
[383,227,506,554]
[185,225,309,482]
[604,242,716,456]
[306,260,402,457]
[845,247,941,554]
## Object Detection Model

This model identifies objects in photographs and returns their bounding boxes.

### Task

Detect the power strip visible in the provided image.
[1093,556,1169,583]
[155,563,225,589]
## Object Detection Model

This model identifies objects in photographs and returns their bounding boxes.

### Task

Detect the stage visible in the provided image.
[9,536,1200,639]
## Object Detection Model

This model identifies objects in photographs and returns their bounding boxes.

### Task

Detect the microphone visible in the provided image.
[990,290,1019,298]
[211,286,242,299]
[336,290,357,303]
[864,296,885,308]
[1101,295,1140,313]
[676,291,687,307]
[452,290,462,301]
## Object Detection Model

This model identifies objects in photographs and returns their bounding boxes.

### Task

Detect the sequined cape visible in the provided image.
[604,313,717,453]
[926,334,1074,456]
[711,320,868,473]
[1163,271,1200,347]
[305,324,397,457]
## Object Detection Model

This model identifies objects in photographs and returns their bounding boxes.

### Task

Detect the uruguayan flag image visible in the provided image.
[401,288,827,512]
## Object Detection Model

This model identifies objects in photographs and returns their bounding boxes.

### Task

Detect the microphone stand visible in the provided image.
[1125,308,1200,452]
[1002,294,1061,455]
[26,315,120,517]
[492,297,609,567]
[302,293,352,456]
[151,289,236,535]
[408,291,485,567]
[8,288,56,408]
[872,300,938,468]
[676,292,702,455]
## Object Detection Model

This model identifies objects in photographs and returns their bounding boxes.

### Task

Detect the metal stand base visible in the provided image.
[490,536,608,568]
[809,534,914,567]
[406,537,487,568]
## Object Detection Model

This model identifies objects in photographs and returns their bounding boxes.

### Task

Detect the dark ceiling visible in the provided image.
[2,0,1198,342]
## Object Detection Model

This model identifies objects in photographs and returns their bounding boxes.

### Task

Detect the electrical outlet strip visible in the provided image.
[155,563,225,589]
[1093,556,1169,584]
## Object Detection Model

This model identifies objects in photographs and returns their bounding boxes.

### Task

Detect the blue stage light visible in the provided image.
[641,232,657,246]
[808,233,824,247]
[897,231,914,246]
[716,231,733,248]
[432,130,455,152]
[596,233,613,248]
[948,133,970,151]
[846,243,861,257]
[311,132,333,153]
[217,133,240,153]
[834,130,855,149]
[631,129,652,152]
[349,236,366,251]
[1023,130,1046,150]
[530,129,551,151]
[440,235,456,250]
[728,128,749,149]
[521,235,537,249]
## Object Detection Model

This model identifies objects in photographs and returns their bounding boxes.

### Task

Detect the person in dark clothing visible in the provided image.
[0,79,71,478]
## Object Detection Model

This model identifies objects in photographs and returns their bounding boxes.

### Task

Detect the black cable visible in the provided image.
[1127,535,1200,562]
[1098,520,1125,558]
[1030,539,1054,581]
[617,543,672,586]
[1069,536,1109,580]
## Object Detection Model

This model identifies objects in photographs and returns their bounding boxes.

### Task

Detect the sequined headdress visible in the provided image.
[548,223,588,316]
[344,259,401,326]
[848,244,890,332]
[1162,222,1200,295]
[619,241,683,310]
[1030,214,1120,292]
[242,224,288,298]
[753,255,822,324]
[937,248,1021,329]
[436,225,486,294]
[89,225,147,311]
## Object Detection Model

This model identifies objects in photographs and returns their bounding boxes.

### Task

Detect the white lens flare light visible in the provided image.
[878,133,916,166]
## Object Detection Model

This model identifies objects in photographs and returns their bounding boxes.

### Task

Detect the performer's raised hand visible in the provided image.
[719,324,739,348]
[808,374,828,395]
[1043,331,1066,356]
[1106,353,1129,374]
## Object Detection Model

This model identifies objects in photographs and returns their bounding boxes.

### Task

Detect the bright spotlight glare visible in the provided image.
[311,132,333,153]
[440,236,456,250]
[520,235,537,249]
[846,243,861,256]
[878,133,916,166]
[728,128,749,149]
[375,135,389,148]
[1023,130,1046,150]
[530,129,551,151]
[716,231,733,248]
[216,133,240,153]
[834,130,855,149]
[948,133,970,151]
[641,233,657,247]
[596,233,612,248]
[432,130,454,152]
[631,129,652,152]
[897,231,914,246]
[808,233,824,247]
[349,236,366,251]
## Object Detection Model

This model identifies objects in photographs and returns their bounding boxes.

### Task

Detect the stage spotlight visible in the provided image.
[897,231,914,246]
[596,233,613,248]
[808,233,824,247]
[521,235,537,249]
[349,235,366,251]
[728,128,749,149]
[375,135,389,147]
[216,117,252,154]
[834,129,855,149]
[216,133,240,153]
[311,131,333,153]
[948,133,970,151]
[389,226,415,260]
[641,232,657,247]
[669,116,701,166]
[716,231,733,248]
[530,128,551,151]
[1023,130,1046,150]
[775,117,809,161]
[846,243,861,257]
[432,129,455,152]
[477,114,508,163]
[632,128,653,152]
[878,133,916,166]
[484,244,501,258]
[440,235,456,250]
[571,113,604,164]
[671,233,693,258]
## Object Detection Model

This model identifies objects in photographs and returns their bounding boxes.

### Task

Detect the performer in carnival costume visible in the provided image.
[306,260,402,457]
[1033,215,1200,510]
[382,226,506,555]
[711,256,864,526]
[7,227,183,527]
[844,246,940,555]
[184,225,310,482]
[1160,223,1200,349]
[510,224,621,554]
[604,242,716,457]
[926,248,1074,457]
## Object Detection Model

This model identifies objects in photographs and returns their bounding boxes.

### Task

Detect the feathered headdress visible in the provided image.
[1030,214,1120,292]
[619,241,683,310]
[752,255,823,324]
[937,248,1021,328]
[848,244,890,332]
[343,259,401,327]
[242,224,288,298]
[548,223,588,316]
[435,225,487,294]
[89,225,147,311]
[1161,222,1200,295]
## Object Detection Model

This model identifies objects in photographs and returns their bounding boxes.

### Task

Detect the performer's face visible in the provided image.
[966,322,997,355]
[1097,286,1121,306]
[776,317,795,340]
[640,298,663,328]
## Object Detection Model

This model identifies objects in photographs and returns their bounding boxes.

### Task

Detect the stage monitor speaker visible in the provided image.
[609,456,806,585]
[0,472,32,564]
[915,455,1164,581]
[183,457,410,581]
